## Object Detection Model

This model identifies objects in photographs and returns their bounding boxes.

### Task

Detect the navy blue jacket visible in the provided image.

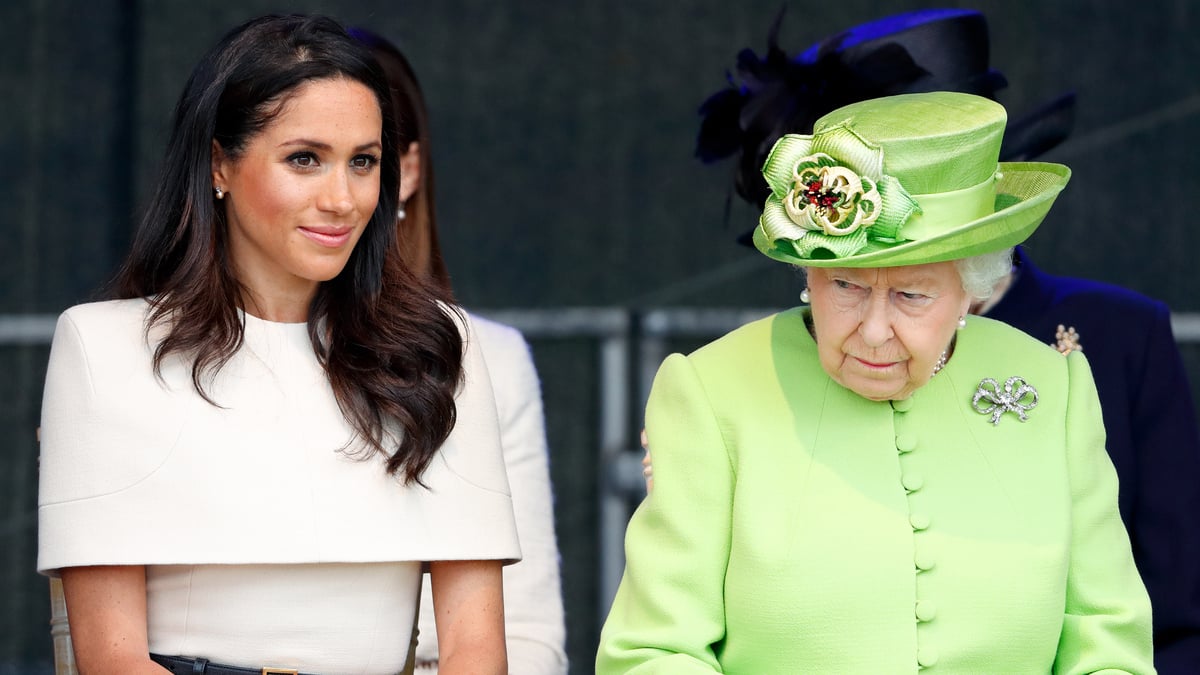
[986,246,1200,672]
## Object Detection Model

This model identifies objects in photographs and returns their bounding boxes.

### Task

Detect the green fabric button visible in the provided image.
[915,600,937,622]
[902,472,924,492]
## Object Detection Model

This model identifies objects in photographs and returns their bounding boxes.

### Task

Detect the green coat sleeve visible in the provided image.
[1054,351,1155,674]
[596,353,731,673]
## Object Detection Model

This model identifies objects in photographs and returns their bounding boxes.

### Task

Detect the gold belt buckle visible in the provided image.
[261,669,299,675]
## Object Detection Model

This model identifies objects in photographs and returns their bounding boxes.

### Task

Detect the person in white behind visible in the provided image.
[352,27,568,674]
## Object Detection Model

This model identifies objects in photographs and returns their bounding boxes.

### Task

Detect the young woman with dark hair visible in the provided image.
[349,28,450,292]
[37,14,516,675]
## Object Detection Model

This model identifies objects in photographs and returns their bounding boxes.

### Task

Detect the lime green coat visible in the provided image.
[597,308,1153,674]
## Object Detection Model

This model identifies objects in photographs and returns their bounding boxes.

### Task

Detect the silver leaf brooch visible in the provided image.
[972,376,1039,425]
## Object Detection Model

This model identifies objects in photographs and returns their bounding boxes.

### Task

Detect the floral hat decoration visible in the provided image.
[752,91,1070,268]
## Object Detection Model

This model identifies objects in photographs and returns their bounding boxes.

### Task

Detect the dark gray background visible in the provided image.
[3,1,1198,672]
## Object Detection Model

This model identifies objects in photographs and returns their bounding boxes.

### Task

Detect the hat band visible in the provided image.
[897,172,998,242]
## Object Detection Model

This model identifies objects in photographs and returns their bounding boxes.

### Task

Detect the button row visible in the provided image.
[894,399,938,669]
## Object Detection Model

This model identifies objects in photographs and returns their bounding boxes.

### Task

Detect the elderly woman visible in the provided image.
[596,92,1153,673]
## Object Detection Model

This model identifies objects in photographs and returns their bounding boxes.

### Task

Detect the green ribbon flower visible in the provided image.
[760,124,920,260]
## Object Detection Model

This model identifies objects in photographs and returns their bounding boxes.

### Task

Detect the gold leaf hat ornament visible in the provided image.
[753,92,1072,268]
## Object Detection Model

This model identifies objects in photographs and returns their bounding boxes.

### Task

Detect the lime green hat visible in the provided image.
[752,91,1071,268]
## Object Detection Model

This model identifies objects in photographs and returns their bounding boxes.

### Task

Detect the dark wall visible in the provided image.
[3,1,1198,673]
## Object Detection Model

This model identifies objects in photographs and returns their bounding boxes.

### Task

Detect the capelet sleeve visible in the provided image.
[37,300,520,573]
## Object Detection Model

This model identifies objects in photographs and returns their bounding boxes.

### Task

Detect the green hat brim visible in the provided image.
[753,162,1070,268]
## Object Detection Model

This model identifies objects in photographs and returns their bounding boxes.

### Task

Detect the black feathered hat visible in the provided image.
[696,8,1075,244]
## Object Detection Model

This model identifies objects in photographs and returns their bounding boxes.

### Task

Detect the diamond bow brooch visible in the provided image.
[972,376,1039,426]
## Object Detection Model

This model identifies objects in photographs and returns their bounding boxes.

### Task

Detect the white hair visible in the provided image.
[953,247,1014,300]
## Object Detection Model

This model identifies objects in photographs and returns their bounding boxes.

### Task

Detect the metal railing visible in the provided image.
[9,307,1200,625]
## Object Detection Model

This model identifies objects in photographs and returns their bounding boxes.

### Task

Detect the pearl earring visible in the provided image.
[800,288,811,303]
[396,200,407,222]
[957,315,967,329]
[214,186,224,199]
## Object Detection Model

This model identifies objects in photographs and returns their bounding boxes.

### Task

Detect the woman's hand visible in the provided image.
[60,565,168,674]
[429,559,507,674]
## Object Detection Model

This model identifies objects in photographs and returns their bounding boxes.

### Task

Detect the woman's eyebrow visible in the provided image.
[277,138,383,152]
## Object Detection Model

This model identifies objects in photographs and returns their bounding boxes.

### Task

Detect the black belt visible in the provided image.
[150,653,316,675]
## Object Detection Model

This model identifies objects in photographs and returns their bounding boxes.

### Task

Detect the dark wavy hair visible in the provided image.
[349,27,451,290]
[110,14,463,485]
